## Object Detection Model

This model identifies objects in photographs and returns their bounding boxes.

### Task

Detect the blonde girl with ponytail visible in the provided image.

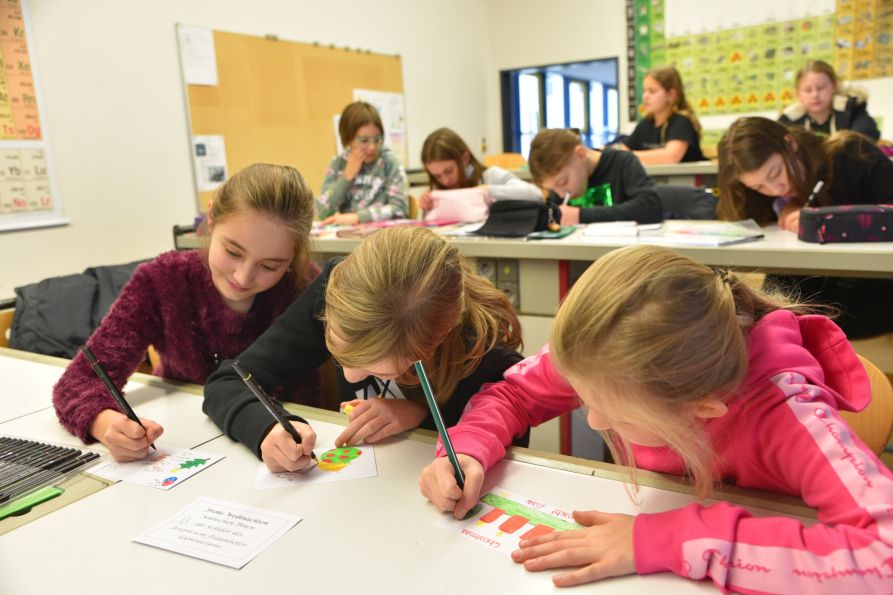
[421,244,891,593]
[204,226,524,473]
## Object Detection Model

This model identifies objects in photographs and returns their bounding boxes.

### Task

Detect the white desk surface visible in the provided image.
[0,410,813,595]
[0,349,221,452]
[313,225,893,277]
[0,348,814,594]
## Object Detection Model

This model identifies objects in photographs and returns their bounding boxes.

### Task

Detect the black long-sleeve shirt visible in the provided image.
[203,258,525,458]
[548,149,663,223]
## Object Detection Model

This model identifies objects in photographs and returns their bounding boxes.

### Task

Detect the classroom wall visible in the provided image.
[483,0,629,156]
[0,0,492,298]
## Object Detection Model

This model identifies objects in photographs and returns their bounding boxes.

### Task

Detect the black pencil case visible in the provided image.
[798,204,893,244]
[474,200,559,238]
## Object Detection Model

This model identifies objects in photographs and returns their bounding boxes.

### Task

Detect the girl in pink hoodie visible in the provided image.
[420,244,893,594]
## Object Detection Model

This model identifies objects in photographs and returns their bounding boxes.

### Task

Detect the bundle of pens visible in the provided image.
[0,436,101,517]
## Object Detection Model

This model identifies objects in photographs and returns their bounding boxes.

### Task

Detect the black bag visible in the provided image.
[474,200,559,238]
[799,204,893,244]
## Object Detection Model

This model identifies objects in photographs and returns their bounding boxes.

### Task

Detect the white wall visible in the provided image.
[1,0,491,297]
[484,0,629,153]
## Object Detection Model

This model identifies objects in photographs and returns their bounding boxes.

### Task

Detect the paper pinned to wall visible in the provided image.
[192,135,228,192]
[178,25,218,86]
[353,88,407,166]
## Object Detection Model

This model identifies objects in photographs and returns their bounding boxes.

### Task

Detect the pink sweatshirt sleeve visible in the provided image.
[635,374,893,594]
[52,264,163,442]
[438,346,579,469]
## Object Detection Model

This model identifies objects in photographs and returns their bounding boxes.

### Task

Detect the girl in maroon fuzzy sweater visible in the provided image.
[53,163,318,461]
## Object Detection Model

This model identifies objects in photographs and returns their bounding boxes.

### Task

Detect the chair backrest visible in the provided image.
[0,307,13,348]
[655,184,718,220]
[483,153,526,170]
[839,355,893,455]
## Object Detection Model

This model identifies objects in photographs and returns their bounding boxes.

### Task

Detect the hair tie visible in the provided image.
[714,268,732,285]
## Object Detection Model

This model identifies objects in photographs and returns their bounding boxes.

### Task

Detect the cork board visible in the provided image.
[180,27,404,213]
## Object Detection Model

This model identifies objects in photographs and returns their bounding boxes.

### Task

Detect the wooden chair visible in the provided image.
[0,306,13,348]
[483,153,527,170]
[840,355,893,455]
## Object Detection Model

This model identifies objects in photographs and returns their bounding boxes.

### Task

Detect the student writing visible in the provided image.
[417,127,542,211]
[528,128,663,226]
[420,244,893,593]
[53,164,319,461]
[317,101,409,225]
[613,66,704,164]
[203,226,525,473]
[717,116,893,338]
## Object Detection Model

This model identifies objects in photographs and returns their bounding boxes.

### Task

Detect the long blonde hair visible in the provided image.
[551,245,811,497]
[204,163,315,295]
[645,66,701,139]
[322,226,521,403]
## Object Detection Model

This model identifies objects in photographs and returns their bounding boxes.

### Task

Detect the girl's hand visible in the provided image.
[343,147,368,181]
[418,453,484,519]
[335,398,428,446]
[260,421,317,472]
[778,204,801,233]
[90,408,163,461]
[321,212,360,226]
[417,191,435,211]
[559,205,581,225]
[511,510,636,587]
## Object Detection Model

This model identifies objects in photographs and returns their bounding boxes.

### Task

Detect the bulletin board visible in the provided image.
[0,0,65,233]
[177,25,405,214]
[626,0,893,121]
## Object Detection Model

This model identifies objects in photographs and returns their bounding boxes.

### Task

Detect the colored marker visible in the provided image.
[414,360,465,489]
[82,346,156,450]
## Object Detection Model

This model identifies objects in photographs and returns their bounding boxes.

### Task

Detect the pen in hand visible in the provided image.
[804,180,824,208]
[561,191,571,206]
[232,360,318,462]
[81,346,156,451]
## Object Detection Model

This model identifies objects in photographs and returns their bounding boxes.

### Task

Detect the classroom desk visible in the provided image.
[0,385,815,595]
[312,226,893,319]
[0,348,222,452]
[406,161,718,188]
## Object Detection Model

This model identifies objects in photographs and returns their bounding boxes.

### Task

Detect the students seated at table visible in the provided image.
[53,164,319,461]
[203,226,526,473]
[317,101,409,225]
[779,60,880,141]
[717,116,893,338]
[417,127,542,211]
[611,66,705,164]
[420,244,893,593]
[527,128,662,226]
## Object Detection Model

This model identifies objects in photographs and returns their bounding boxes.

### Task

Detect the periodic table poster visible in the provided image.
[627,0,893,123]
[0,0,64,232]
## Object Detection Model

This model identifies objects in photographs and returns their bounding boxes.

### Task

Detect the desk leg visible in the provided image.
[558,260,572,456]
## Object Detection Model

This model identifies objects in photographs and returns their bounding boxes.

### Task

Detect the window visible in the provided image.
[501,58,619,157]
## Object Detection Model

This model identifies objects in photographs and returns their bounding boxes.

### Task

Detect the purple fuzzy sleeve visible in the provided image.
[52,262,164,442]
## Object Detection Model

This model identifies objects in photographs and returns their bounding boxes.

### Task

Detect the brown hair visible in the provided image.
[528,128,583,183]
[322,227,521,403]
[551,245,813,498]
[338,101,384,147]
[644,66,701,139]
[717,117,874,222]
[204,163,315,295]
[420,127,486,189]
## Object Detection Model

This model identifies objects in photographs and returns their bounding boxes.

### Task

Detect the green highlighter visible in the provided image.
[0,485,63,520]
